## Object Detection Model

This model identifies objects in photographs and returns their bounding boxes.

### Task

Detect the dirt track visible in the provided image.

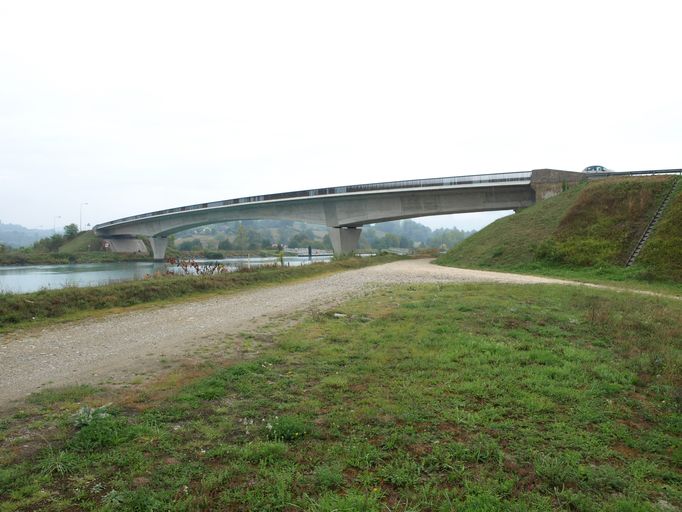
[0,259,671,407]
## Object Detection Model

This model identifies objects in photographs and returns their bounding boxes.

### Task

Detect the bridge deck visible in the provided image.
[95,171,531,231]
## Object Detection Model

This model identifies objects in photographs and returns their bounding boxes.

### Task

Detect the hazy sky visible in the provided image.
[1,1,680,231]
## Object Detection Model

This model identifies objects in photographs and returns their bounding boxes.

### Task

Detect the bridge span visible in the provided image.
[94,169,584,259]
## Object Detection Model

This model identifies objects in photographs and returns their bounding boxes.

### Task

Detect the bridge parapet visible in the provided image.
[530,169,585,200]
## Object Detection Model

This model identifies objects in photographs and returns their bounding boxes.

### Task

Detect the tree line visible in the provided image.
[173,219,474,252]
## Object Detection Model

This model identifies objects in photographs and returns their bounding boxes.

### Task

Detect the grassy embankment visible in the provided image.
[1,283,680,510]
[0,255,400,332]
[0,232,152,266]
[437,176,682,291]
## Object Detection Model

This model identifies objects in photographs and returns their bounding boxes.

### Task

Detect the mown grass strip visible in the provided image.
[1,283,680,510]
[0,255,401,331]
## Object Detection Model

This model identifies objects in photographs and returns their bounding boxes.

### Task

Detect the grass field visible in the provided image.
[1,283,680,511]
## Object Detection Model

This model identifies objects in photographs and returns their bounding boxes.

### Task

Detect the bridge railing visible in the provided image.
[95,171,532,229]
[586,169,682,178]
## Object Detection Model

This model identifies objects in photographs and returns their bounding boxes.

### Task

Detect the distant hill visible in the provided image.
[438,176,681,281]
[174,219,475,251]
[0,222,54,248]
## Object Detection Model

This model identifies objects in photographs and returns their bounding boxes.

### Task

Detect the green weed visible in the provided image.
[266,415,312,442]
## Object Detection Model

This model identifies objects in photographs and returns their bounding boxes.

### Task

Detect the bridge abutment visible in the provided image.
[329,227,362,255]
[149,237,169,261]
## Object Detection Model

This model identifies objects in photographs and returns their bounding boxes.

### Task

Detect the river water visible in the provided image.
[0,256,332,294]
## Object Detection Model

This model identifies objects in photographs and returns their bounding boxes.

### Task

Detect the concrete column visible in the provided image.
[328,227,361,255]
[149,237,169,261]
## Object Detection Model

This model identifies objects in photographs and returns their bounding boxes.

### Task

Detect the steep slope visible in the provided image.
[637,182,682,280]
[436,184,584,267]
[438,176,680,280]
[58,231,103,253]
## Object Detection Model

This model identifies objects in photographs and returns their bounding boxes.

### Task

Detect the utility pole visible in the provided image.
[53,215,61,234]
[79,203,88,232]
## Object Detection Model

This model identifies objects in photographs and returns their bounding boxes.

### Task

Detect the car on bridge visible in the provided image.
[582,165,612,173]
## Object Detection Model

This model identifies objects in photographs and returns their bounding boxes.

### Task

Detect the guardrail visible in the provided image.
[587,169,682,178]
[95,171,532,230]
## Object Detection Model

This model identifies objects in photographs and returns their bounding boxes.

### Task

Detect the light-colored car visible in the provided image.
[582,165,612,173]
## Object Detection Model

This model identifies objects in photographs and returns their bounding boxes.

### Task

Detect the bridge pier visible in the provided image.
[329,227,362,255]
[149,237,169,261]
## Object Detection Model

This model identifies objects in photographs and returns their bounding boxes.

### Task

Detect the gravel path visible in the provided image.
[0,259,672,407]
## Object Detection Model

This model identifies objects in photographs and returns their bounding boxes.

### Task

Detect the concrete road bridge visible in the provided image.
[94,168,585,259]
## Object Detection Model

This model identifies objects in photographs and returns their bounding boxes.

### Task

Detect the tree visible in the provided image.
[376,233,400,249]
[178,238,202,251]
[32,233,64,252]
[218,238,233,250]
[64,223,79,239]
[234,224,249,251]
[288,233,311,248]
[428,227,474,249]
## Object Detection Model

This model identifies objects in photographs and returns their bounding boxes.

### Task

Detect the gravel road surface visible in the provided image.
[0,259,669,407]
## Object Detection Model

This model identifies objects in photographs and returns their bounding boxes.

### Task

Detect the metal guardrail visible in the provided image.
[95,171,532,230]
[587,169,682,178]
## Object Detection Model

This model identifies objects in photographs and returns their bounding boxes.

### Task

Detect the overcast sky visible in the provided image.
[1,1,680,232]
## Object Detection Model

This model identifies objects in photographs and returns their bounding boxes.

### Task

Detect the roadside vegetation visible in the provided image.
[1,283,679,510]
[0,255,401,331]
[438,176,682,287]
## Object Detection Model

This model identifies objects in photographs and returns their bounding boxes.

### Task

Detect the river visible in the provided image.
[0,256,333,294]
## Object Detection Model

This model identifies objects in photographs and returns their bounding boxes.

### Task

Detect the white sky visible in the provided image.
[1,0,680,231]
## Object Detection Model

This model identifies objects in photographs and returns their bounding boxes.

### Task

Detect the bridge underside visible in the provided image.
[100,184,535,259]
[95,170,585,259]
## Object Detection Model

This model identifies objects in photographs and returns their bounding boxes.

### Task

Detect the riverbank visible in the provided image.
[0,251,152,266]
[1,273,679,510]
[0,255,400,331]
[0,249,297,266]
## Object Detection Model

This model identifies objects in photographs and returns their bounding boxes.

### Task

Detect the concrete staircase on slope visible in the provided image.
[625,176,680,267]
